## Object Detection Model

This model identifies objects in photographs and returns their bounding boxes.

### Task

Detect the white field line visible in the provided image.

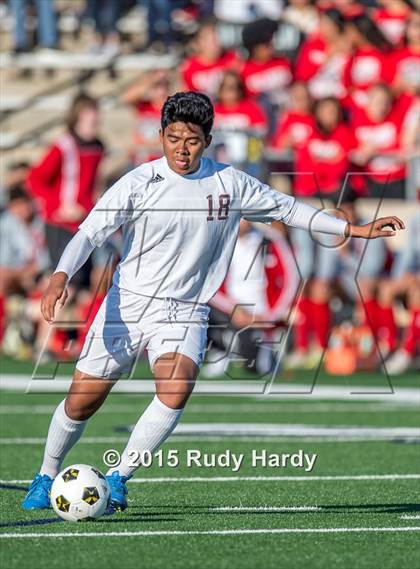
[1,527,420,538]
[1,423,420,444]
[210,506,320,512]
[2,474,420,485]
[2,375,419,403]
[400,515,420,520]
[0,402,416,415]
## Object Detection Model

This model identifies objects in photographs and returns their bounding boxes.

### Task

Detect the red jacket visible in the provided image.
[27,132,105,232]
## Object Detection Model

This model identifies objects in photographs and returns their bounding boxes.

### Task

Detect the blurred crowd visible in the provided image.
[1,0,419,375]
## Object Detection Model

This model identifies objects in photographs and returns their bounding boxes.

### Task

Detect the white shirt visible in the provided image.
[78,156,346,304]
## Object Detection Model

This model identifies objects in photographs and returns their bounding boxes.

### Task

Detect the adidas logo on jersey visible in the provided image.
[151,173,165,183]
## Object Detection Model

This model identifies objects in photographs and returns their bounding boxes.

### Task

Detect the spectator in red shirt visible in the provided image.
[121,70,171,166]
[27,94,105,286]
[271,81,314,151]
[295,8,351,101]
[351,83,406,199]
[372,0,413,47]
[213,71,268,176]
[294,97,356,200]
[240,17,292,131]
[180,20,241,98]
[214,71,268,132]
[392,10,420,100]
[344,14,394,111]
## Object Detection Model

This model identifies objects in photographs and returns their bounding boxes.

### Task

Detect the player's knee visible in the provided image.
[64,398,97,421]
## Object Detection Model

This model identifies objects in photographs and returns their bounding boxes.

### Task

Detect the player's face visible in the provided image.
[160,122,211,175]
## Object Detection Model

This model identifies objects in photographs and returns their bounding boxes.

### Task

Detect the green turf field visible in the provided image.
[1,360,419,569]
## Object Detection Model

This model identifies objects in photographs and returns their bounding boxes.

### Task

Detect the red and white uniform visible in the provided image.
[272,111,315,150]
[27,132,105,232]
[210,227,299,322]
[295,36,350,99]
[294,124,356,196]
[344,47,393,110]
[240,57,292,99]
[180,50,241,97]
[214,99,268,131]
[373,8,410,46]
[351,104,406,182]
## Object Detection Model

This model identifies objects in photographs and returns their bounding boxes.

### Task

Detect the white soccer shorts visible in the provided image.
[76,285,210,379]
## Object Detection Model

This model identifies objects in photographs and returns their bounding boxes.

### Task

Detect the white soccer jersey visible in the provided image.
[79,156,346,304]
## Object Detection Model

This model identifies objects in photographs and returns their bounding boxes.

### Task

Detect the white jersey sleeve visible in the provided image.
[78,173,134,247]
[53,229,95,280]
[239,170,347,236]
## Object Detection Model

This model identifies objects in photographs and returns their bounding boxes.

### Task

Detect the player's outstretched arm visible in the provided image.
[41,230,95,323]
[347,216,405,239]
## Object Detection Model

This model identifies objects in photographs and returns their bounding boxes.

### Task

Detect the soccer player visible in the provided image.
[21,91,404,513]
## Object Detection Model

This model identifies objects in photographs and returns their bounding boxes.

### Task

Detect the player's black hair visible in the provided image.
[161,91,214,138]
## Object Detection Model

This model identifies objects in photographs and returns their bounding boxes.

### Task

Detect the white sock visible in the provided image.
[39,400,87,479]
[107,395,184,478]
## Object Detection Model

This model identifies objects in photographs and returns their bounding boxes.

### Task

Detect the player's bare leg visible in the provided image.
[22,369,115,509]
[104,353,198,512]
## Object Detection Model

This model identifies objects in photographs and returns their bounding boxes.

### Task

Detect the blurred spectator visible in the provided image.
[271,81,314,152]
[121,70,171,166]
[204,219,298,377]
[293,97,356,199]
[351,83,406,199]
[0,161,30,211]
[26,93,105,287]
[282,0,319,36]
[214,71,268,131]
[240,18,292,129]
[10,0,58,53]
[85,0,121,57]
[344,13,394,110]
[287,195,389,370]
[214,0,283,24]
[143,0,188,52]
[378,212,420,373]
[391,10,420,99]
[372,0,413,47]
[0,187,49,348]
[401,97,420,200]
[295,8,351,100]
[213,71,268,175]
[180,19,241,97]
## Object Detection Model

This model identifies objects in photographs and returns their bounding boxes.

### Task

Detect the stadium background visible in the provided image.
[1,0,419,376]
[0,2,419,568]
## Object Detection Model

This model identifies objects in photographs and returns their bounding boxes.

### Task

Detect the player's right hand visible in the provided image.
[41,272,69,323]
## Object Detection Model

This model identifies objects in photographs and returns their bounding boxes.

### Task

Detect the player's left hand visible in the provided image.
[348,216,405,239]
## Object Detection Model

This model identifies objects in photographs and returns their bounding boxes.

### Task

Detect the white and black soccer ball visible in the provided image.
[50,464,111,522]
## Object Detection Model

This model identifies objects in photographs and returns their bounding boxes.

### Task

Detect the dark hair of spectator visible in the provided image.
[323,8,346,33]
[350,14,393,52]
[242,18,278,54]
[161,92,214,138]
[313,97,343,136]
[66,93,98,131]
[8,185,31,203]
[217,71,246,102]
[193,16,218,38]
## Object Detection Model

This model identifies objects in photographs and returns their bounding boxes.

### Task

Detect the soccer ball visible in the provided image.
[50,464,111,522]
